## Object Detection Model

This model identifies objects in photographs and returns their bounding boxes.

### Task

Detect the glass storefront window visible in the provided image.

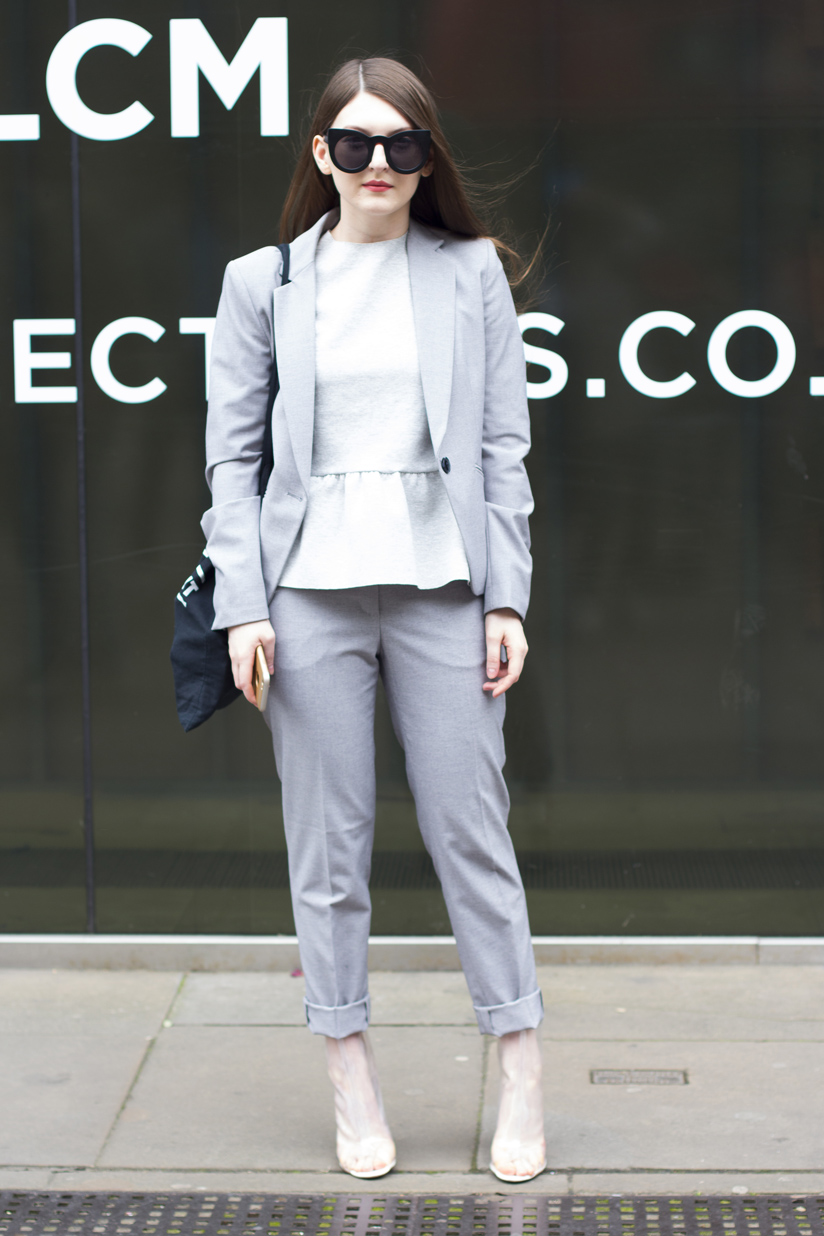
[2,1,824,935]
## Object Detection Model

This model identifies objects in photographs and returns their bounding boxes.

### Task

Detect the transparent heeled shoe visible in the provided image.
[489,1028,547,1183]
[325,1031,397,1179]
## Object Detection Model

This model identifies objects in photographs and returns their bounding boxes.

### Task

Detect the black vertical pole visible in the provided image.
[68,0,95,932]
[739,6,762,781]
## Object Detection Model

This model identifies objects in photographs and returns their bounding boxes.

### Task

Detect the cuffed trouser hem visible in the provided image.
[304,994,371,1038]
[474,988,544,1036]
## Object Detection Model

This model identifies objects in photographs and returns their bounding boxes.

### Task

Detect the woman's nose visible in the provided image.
[370,142,388,171]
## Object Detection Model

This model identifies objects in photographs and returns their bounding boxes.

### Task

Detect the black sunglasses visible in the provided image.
[325,128,431,175]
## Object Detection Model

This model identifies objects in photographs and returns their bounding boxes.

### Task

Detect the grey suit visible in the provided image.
[203,211,534,628]
[202,211,542,1038]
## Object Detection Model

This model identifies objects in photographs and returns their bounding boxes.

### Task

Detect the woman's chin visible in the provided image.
[338,194,412,231]
[354,193,400,211]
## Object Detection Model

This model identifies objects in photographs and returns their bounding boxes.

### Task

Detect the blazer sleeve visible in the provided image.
[480,241,534,619]
[200,257,276,630]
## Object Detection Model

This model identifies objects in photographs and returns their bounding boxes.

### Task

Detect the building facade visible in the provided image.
[2,0,823,935]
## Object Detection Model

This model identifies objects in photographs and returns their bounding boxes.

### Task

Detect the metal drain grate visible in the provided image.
[1,1194,824,1236]
[590,1069,688,1085]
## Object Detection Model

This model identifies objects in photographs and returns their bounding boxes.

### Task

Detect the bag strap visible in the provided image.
[259,241,291,497]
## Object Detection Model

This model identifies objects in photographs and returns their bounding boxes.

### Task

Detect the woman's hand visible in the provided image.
[483,608,528,698]
[227,619,276,705]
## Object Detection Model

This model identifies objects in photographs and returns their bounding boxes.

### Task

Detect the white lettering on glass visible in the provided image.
[13,319,77,403]
[169,17,288,138]
[518,312,568,399]
[707,310,796,398]
[179,317,216,398]
[90,317,167,403]
[0,115,40,141]
[45,19,154,141]
[618,311,696,398]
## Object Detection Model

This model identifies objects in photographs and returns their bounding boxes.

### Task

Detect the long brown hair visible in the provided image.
[279,56,537,289]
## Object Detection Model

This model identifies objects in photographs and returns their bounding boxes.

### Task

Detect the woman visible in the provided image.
[203,56,546,1183]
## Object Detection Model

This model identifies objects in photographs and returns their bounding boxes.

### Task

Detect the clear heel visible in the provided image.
[489,1028,547,1183]
[325,1032,397,1179]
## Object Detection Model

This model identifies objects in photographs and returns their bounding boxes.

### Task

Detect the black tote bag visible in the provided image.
[170,242,290,732]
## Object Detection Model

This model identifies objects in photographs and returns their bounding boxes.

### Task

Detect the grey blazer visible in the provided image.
[202,211,534,628]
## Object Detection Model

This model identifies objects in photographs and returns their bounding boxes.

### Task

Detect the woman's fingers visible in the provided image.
[236,647,257,704]
[485,642,526,697]
[485,629,502,681]
[504,636,527,681]
[483,609,528,697]
[262,629,276,675]
[484,671,514,698]
[227,619,276,706]
[230,639,256,704]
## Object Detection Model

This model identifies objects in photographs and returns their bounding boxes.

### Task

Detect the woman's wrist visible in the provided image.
[227,617,271,635]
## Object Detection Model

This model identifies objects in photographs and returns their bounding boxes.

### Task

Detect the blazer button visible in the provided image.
[440,457,451,474]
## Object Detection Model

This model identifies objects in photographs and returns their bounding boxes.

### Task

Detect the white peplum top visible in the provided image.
[278,229,470,590]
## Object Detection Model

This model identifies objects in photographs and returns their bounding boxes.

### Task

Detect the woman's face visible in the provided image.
[313,91,433,237]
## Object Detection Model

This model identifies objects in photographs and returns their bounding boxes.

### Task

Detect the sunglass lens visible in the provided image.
[334,134,369,170]
[390,134,425,171]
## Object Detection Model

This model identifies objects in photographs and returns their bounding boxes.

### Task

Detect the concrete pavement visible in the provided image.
[0,964,822,1195]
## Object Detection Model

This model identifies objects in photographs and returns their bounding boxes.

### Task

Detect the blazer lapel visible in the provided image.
[273,272,315,491]
[272,213,330,491]
[408,221,456,453]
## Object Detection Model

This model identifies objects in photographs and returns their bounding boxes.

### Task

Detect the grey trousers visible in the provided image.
[265,581,543,1038]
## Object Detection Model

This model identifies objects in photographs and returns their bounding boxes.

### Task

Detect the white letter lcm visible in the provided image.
[45,18,154,141]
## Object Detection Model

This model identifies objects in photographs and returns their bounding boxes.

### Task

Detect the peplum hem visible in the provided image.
[278,470,470,590]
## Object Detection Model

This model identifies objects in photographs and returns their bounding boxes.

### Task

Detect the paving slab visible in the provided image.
[0,971,182,1035]
[369,972,475,1025]
[480,1039,824,1172]
[99,1024,482,1173]
[0,1032,152,1166]
[169,972,476,1028]
[532,936,760,964]
[537,965,824,1041]
[569,1172,824,1195]
[1,964,822,1186]
[367,1026,482,1171]
[98,1026,334,1171]
[0,1170,55,1190]
[12,1168,824,1195]
[169,973,306,1025]
[37,1170,504,1194]
[759,940,824,965]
